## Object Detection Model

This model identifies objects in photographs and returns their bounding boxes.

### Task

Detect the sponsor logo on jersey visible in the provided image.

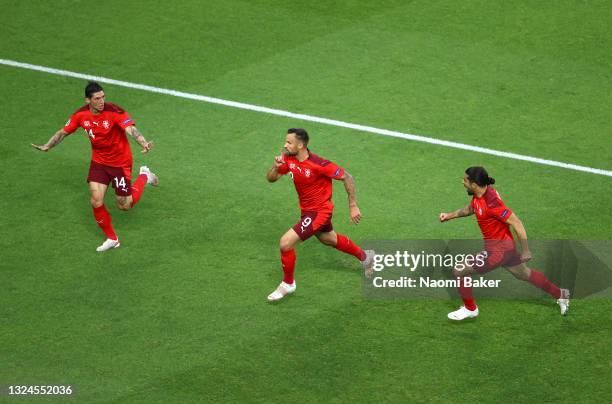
[93,121,99,127]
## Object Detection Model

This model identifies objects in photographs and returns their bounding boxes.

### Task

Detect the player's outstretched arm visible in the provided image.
[341,172,361,224]
[506,213,532,262]
[31,129,69,152]
[267,153,285,183]
[439,205,473,222]
[125,126,154,153]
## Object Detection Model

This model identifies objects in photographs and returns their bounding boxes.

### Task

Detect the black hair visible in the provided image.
[85,81,104,98]
[465,166,495,187]
[287,128,309,146]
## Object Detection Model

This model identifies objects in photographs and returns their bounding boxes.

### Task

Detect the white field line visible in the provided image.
[2,58,610,177]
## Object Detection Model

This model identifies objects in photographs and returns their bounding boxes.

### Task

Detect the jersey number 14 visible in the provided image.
[114,177,127,189]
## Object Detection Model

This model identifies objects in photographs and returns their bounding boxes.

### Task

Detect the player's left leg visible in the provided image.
[505,262,570,315]
[315,230,375,276]
[130,166,158,208]
[113,165,158,211]
[447,264,480,320]
[268,228,302,302]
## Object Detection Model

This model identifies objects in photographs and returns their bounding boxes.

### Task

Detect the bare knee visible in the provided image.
[90,196,104,208]
[508,266,531,281]
[279,239,292,252]
[279,236,296,252]
[116,203,131,211]
[453,266,470,278]
[115,196,133,211]
[318,236,336,247]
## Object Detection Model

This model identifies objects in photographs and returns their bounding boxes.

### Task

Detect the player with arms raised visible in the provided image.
[32,82,158,252]
[266,128,375,301]
[439,166,569,320]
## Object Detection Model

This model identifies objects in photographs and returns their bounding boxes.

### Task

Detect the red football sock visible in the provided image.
[281,249,296,284]
[458,277,477,311]
[93,204,117,240]
[335,234,366,261]
[130,174,148,207]
[528,270,561,299]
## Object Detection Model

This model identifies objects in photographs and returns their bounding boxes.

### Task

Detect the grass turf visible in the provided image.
[1,1,611,402]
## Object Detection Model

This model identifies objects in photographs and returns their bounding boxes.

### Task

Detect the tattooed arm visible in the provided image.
[439,204,474,222]
[31,129,69,152]
[125,125,154,153]
[341,171,361,224]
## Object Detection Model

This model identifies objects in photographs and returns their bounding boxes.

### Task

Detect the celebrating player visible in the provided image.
[32,81,158,252]
[439,166,569,320]
[266,128,375,301]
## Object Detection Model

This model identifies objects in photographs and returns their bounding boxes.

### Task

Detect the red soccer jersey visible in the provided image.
[471,187,514,249]
[278,152,345,212]
[63,103,135,167]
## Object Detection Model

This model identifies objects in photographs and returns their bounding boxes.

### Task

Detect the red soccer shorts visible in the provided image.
[473,248,523,274]
[292,210,334,240]
[87,160,133,196]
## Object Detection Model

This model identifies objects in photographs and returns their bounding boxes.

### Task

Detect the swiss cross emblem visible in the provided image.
[83,121,91,127]
[305,168,311,177]
[103,120,110,129]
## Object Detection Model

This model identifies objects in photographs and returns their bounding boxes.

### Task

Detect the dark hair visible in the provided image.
[287,128,309,145]
[465,166,495,186]
[85,81,104,98]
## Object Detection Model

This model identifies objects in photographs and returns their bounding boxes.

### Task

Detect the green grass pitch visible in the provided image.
[1,1,611,402]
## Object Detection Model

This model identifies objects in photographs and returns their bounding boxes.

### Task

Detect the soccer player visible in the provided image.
[266,128,375,301]
[439,166,569,320]
[32,81,158,252]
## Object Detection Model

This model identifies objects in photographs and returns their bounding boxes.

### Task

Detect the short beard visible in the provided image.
[284,149,297,156]
[466,189,474,196]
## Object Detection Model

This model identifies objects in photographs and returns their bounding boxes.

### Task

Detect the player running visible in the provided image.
[439,166,569,320]
[266,128,375,301]
[32,82,158,252]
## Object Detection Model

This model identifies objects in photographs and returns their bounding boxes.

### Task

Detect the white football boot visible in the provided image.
[448,306,479,321]
[96,238,121,252]
[557,288,570,316]
[361,250,376,278]
[267,281,296,302]
[139,166,159,186]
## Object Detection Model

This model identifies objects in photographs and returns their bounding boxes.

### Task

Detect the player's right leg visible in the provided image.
[315,230,375,277]
[506,262,570,315]
[268,228,302,302]
[89,180,120,252]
